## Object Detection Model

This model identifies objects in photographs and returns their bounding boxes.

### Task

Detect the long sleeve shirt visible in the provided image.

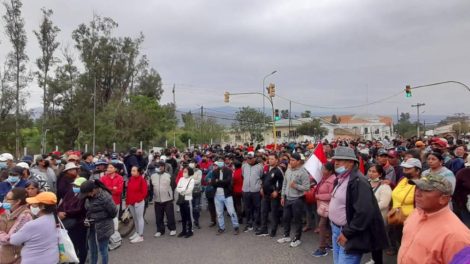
[126,175,148,205]
[282,166,310,201]
[101,173,124,205]
[176,176,194,201]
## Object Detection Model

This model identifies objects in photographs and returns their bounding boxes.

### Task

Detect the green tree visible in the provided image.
[232,107,269,142]
[3,0,30,158]
[301,110,311,118]
[330,114,341,124]
[34,8,60,153]
[296,118,327,139]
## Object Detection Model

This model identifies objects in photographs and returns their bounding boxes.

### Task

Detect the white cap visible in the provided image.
[16,162,30,169]
[1,153,14,161]
[400,158,422,169]
[160,155,167,161]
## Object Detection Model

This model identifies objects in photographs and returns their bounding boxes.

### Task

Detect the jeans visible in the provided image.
[179,201,192,234]
[260,196,281,232]
[192,194,202,225]
[88,227,110,264]
[129,200,145,236]
[331,222,362,264]
[243,192,261,228]
[282,198,304,239]
[215,194,239,230]
[154,200,176,233]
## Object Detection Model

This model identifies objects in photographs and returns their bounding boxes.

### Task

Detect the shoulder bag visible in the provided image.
[387,184,414,225]
[176,179,193,205]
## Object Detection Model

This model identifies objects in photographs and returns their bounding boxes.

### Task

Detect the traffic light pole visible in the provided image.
[225,91,277,148]
[411,103,425,138]
[408,81,470,94]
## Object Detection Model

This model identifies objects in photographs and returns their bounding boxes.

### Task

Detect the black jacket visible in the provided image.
[210,167,233,198]
[261,166,283,196]
[341,169,389,254]
[85,189,117,241]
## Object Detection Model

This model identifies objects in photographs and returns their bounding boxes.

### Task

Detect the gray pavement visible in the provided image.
[110,204,398,264]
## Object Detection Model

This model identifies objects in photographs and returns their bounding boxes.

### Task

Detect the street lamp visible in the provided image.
[262,70,277,116]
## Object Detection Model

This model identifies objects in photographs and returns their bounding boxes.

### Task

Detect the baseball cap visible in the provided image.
[432,138,448,148]
[291,153,302,161]
[73,177,87,187]
[415,141,425,148]
[400,158,422,169]
[16,162,30,169]
[377,148,388,156]
[409,174,453,195]
[245,152,255,159]
[79,180,97,199]
[26,192,57,205]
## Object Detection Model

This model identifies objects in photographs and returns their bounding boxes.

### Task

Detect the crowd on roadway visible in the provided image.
[0,135,470,264]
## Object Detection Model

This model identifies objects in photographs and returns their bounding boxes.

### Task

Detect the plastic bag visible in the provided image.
[58,219,79,263]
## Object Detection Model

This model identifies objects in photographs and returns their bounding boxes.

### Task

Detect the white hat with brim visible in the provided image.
[63,162,80,172]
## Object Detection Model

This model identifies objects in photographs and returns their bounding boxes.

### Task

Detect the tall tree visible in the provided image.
[232,106,269,142]
[296,118,328,139]
[3,0,29,158]
[34,8,60,153]
[330,114,341,124]
[301,110,311,118]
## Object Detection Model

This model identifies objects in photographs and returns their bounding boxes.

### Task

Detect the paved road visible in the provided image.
[110,204,397,264]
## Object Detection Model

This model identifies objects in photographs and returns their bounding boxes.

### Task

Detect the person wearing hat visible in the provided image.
[0,188,33,264]
[387,158,422,256]
[30,155,57,193]
[90,159,108,181]
[57,177,88,264]
[0,167,28,202]
[80,180,117,264]
[57,162,80,202]
[398,174,470,264]
[150,161,177,237]
[241,151,264,232]
[9,192,59,264]
[376,148,397,187]
[1,153,15,170]
[327,147,388,264]
[277,152,310,248]
[431,138,452,164]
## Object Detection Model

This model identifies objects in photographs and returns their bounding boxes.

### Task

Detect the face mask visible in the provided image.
[72,187,81,193]
[215,161,224,168]
[7,176,19,183]
[2,202,11,211]
[30,206,41,216]
[155,168,161,173]
[0,162,6,169]
[369,178,380,183]
[335,166,347,175]
[188,163,195,169]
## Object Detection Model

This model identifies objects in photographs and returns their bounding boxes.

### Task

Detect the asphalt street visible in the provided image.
[109,203,398,264]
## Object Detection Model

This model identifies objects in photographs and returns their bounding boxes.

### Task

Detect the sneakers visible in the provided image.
[209,222,216,227]
[130,236,144,244]
[290,238,302,248]
[365,260,375,264]
[325,245,333,251]
[233,227,239,235]
[243,226,254,233]
[216,229,225,235]
[255,229,269,237]
[194,222,201,229]
[177,232,186,238]
[169,230,177,236]
[153,232,162,238]
[277,236,292,244]
[269,230,277,238]
[312,248,328,257]
[129,232,139,240]
[184,232,193,238]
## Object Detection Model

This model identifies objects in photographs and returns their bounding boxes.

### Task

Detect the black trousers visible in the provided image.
[243,192,261,228]
[233,193,243,224]
[179,201,192,234]
[282,198,304,240]
[154,201,176,233]
[372,250,383,264]
[68,222,88,264]
[260,196,281,232]
[207,196,217,223]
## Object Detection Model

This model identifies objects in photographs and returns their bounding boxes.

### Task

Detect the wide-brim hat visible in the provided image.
[332,146,358,162]
[63,162,80,172]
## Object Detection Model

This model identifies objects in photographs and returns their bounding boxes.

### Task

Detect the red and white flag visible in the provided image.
[304,142,328,183]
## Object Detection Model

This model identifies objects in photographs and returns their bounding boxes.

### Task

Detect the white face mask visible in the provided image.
[183,172,189,178]
[30,206,41,216]
[188,163,195,169]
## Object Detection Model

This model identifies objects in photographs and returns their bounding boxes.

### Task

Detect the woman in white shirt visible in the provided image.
[175,167,194,238]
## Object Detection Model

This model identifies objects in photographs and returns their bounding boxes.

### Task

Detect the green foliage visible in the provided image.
[330,114,341,124]
[395,112,423,138]
[180,110,226,145]
[232,107,269,142]
[296,118,327,139]
[300,110,311,118]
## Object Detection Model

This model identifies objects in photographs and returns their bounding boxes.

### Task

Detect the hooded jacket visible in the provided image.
[85,189,117,241]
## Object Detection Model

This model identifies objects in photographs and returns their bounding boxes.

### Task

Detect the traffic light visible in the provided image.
[224,92,230,103]
[274,109,280,121]
[405,85,412,98]
[267,83,276,97]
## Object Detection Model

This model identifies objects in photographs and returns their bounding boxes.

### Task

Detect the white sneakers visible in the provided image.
[169,230,177,236]
[290,239,301,248]
[129,233,139,240]
[130,236,144,244]
[154,232,162,237]
[277,237,292,244]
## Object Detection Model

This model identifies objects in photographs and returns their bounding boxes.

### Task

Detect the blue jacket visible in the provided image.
[0,179,28,201]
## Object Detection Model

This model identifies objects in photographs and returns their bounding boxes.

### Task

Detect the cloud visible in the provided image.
[0,0,469,117]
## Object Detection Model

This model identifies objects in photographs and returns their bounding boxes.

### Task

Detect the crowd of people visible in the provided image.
[0,136,470,264]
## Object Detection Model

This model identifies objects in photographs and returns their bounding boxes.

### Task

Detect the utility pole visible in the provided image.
[411,103,425,138]
[200,105,204,144]
[173,84,176,147]
[92,76,96,155]
[288,100,292,142]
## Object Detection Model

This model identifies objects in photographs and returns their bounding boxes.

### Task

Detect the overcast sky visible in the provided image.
[1,0,470,120]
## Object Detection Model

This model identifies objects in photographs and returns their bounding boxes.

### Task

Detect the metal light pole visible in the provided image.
[92,76,96,155]
[262,71,277,116]
[411,103,425,138]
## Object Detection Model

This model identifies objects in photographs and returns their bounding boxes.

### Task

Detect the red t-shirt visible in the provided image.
[232,168,243,194]
[126,175,148,206]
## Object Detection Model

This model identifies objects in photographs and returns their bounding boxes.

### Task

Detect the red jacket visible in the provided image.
[101,173,124,205]
[232,168,243,194]
[126,175,148,206]
[175,170,183,186]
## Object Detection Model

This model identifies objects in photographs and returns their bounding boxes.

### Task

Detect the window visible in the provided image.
[289,130,298,138]
[276,131,281,138]
[364,127,368,134]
